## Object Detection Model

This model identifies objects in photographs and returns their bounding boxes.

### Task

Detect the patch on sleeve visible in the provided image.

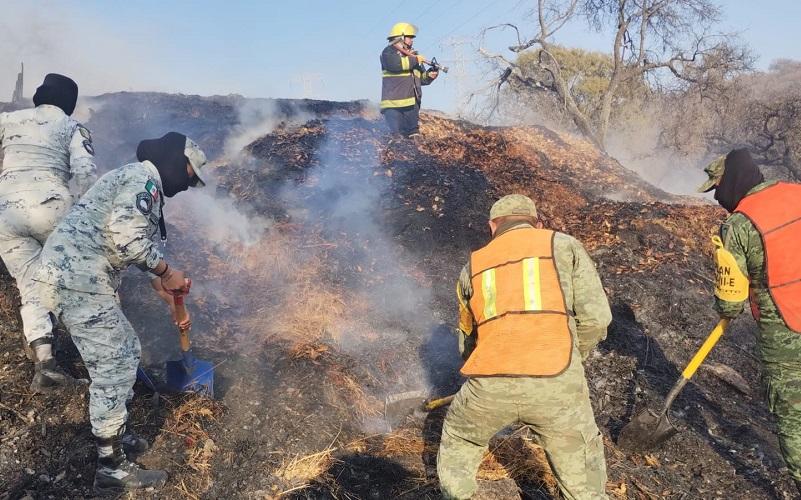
[82,140,95,156]
[145,179,159,201]
[136,192,153,215]
[77,125,92,141]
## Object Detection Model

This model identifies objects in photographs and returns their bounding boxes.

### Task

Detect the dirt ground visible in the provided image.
[0,94,798,499]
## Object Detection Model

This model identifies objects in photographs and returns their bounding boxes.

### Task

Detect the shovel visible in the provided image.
[165,294,215,398]
[618,318,729,451]
[384,390,456,430]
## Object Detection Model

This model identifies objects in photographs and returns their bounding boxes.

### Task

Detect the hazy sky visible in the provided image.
[2,1,799,114]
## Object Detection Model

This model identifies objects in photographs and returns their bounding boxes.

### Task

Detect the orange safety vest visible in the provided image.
[735,182,801,332]
[464,227,572,377]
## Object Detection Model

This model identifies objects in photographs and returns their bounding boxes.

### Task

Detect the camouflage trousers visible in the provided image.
[0,188,71,344]
[38,283,140,439]
[764,359,801,481]
[437,354,608,500]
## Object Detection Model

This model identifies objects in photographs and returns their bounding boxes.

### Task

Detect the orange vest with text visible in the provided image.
[735,182,801,332]
[464,227,572,377]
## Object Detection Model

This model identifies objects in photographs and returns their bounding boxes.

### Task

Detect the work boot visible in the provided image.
[121,428,149,455]
[94,435,167,495]
[30,357,81,394]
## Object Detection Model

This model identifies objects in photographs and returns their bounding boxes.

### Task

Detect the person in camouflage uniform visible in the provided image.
[33,132,208,494]
[438,194,612,500]
[0,73,96,392]
[698,149,801,494]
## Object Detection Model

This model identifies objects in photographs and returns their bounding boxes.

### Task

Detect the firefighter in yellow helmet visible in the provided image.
[380,22,439,138]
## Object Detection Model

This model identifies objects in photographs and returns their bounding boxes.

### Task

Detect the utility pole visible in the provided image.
[291,72,323,99]
[443,37,469,117]
[11,62,24,103]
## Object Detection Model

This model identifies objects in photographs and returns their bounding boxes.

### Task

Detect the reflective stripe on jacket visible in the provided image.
[380,44,432,109]
[464,226,572,376]
[735,182,801,332]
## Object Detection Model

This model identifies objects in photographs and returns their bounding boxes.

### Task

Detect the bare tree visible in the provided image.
[736,61,801,180]
[658,60,801,181]
[477,0,750,149]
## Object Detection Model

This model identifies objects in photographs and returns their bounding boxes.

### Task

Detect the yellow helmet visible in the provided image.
[388,22,417,39]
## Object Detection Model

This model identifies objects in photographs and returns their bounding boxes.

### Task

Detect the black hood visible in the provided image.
[714,148,765,212]
[136,132,191,198]
[32,74,78,116]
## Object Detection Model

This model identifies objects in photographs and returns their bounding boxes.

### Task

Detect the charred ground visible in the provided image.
[0,94,795,499]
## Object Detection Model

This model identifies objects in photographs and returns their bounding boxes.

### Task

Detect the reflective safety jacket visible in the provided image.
[380,44,434,110]
[464,226,573,376]
[735,182,801,332]
[0,104,97,196]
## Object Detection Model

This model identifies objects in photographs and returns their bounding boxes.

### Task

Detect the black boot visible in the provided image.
[94,433,167,495]
[121,427,149,455]
[29,339,87,394]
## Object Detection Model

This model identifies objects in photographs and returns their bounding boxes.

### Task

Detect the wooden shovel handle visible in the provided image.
[173,295,191,352]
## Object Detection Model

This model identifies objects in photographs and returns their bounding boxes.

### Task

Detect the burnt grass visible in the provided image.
[0,94,797,499]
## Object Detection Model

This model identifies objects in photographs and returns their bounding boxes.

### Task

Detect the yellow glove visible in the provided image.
[416,54,427,64]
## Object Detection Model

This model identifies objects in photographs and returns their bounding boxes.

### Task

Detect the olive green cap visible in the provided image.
[697,154,727,193]
[489,194,537,220]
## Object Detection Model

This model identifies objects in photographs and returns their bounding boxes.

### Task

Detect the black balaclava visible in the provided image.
[32,74,79,116]
[136,132,191,197]
[714,148,765,213]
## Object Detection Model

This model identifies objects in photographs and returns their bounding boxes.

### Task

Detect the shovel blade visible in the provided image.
[385,390,428,430]
[165,356,214,398]
[617,408,679,452]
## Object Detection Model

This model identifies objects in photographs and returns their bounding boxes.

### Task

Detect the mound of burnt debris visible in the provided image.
[0,94,796,499]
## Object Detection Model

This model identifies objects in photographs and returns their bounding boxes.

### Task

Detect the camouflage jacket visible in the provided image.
[716,181,801,363]
[34,161,164,295]
[0,105,96,196]
[457,222,612,361]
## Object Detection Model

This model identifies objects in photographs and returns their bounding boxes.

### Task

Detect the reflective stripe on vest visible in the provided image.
[735,182,801,332]
[465,227,572,377]
[380,97,417,109]
[381,59,422,109]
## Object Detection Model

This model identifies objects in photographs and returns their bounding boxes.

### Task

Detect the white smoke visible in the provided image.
[169,178,271,248]
[605,122,710,197]
[223,100,315,161]
[0,3,172,98]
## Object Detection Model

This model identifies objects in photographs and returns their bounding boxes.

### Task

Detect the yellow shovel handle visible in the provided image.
[681,319,729,380]
[424,394,456,411]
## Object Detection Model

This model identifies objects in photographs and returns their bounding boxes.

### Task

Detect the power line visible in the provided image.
[412,0,443,23]
[433,1,497,48]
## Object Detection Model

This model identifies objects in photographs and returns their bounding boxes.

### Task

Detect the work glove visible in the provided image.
[428,70,439,80]
[416,54,427,65]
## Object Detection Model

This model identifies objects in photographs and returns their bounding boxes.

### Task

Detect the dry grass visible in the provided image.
[275,446,336,484]
[163,395,225,473]
[197,222,356,358]
[381,428,427,456]
[376,425,559,496]
[478,434,558,495]
[325,366,382,418]
[0,279,19,326]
